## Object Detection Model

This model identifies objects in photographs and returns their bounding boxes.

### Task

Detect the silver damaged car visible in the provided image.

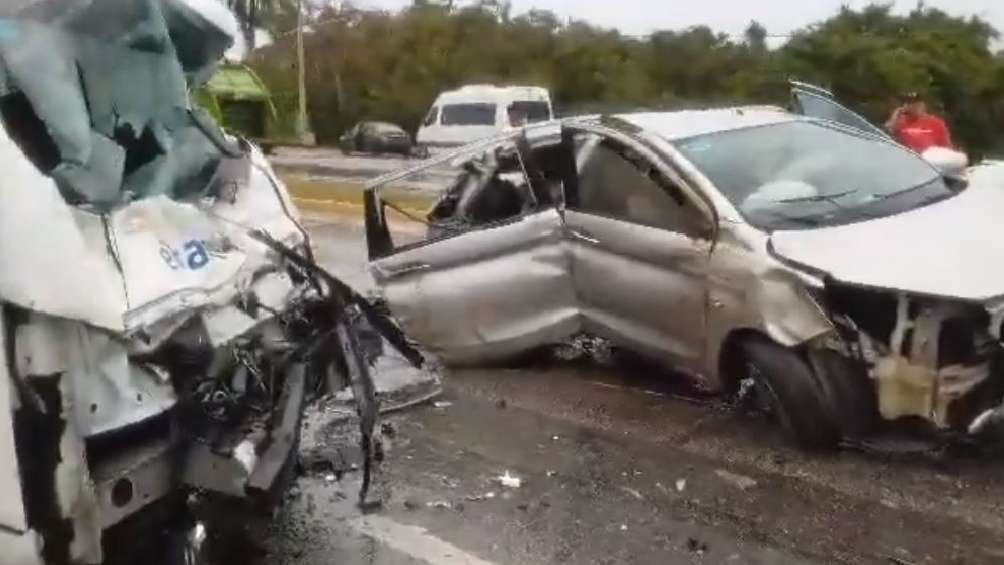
[365,89,1004,448]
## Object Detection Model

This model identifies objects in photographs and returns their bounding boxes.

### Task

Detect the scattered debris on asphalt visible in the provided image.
[499,471,523,488]
[620,486,645,500]
[676,478,688,492]
[687,537,709,554]
[714,469,759,491]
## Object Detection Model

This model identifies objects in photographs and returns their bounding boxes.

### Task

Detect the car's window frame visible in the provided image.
[365,130,565,259]
[562,123,716,241]
[422,106,440,127]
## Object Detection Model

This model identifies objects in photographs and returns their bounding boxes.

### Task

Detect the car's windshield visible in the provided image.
[441,103,497,126]
[675,120,954,230]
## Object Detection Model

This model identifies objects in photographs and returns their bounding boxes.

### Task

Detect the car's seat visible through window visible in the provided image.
[575,137,709,239]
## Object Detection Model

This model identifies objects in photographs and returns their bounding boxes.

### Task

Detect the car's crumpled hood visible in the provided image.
[770,164,1004,301]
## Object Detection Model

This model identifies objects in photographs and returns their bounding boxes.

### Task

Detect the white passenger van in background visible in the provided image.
[416,85,553,150]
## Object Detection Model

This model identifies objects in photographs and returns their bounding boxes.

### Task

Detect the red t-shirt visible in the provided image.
[891,114,953,152]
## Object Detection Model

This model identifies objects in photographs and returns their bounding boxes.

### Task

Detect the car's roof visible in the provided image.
[436,84,551,104]
[363,121,406,131]
[614,107,798,140]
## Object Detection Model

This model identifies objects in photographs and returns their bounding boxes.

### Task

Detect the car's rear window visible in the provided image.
[508,101,551,123]
[441,103,497,126]
[371,122,405,134]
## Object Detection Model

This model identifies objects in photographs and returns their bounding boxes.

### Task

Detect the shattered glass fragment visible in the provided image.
[50,132,125,204]
[0,21,92,169]
[0,0,236,208]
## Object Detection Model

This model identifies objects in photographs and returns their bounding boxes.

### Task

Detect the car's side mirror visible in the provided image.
[922,147,968,177]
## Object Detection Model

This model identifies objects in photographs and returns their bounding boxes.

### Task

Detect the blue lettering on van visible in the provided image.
[160,240,211,271]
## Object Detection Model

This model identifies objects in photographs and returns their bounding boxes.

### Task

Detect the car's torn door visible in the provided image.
[365,134,577,364]
[561,124,715,370]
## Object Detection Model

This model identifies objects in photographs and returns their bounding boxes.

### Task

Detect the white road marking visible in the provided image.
[350,515,497,565]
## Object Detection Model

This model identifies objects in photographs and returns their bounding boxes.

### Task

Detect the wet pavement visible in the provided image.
[271,147,416,183]
[259,213,1004,565]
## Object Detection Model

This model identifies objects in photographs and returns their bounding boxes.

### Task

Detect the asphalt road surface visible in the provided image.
[238,214,1004,565]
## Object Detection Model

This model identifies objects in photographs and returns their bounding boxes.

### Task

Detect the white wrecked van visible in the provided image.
[0,0,422,563]
[416,85,553,150]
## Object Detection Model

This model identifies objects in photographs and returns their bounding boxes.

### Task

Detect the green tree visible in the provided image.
[250,2,1004,156]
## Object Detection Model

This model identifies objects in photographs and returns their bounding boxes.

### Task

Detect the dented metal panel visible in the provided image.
[704,221,834,388]
[111,195,251,324]
[565,210,711,369]
[200,270,299,346]
[16,316,178,437]
[53,376,104,564]
[372,209,577,364]
[0,123,128,330]
[91,436,174,529]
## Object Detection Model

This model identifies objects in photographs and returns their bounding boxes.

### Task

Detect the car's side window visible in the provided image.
[572,134,711,239]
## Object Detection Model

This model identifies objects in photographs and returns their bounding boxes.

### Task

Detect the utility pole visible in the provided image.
[294,0,315,144]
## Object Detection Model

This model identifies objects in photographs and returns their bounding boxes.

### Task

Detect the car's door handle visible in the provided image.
[383,262,431,276]
[568,228,599,245]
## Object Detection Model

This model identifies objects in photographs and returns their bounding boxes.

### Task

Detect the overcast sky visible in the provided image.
[348,0,1004,41]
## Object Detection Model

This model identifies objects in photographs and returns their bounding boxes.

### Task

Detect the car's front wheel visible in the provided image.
[741,336,840,448]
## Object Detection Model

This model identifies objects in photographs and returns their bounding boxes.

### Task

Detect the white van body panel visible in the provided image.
[416,85,553,148]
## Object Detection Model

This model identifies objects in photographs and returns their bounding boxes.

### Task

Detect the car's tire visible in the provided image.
[741,336,840,448]
[809,349,878,439]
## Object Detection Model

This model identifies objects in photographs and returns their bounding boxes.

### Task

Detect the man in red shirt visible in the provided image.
[885,92,953,152]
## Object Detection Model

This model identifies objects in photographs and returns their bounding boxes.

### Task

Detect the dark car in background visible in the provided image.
[340,121,424,157]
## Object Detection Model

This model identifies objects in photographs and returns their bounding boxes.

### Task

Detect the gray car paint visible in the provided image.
[371,208,577,364]
[367,114,837,388]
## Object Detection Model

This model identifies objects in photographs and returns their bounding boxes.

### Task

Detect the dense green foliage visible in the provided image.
[250,1,1004,157]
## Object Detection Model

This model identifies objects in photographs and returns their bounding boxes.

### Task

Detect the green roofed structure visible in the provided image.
[197,64,277,143]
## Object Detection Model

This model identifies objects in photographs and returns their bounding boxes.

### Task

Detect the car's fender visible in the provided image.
[704,222,834,390]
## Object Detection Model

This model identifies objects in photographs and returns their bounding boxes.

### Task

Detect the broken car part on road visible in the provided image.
[0,1,421,564]
[364,98,1004,448]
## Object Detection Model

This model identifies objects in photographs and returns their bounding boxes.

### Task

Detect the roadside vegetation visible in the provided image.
[249,1,1004,158]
